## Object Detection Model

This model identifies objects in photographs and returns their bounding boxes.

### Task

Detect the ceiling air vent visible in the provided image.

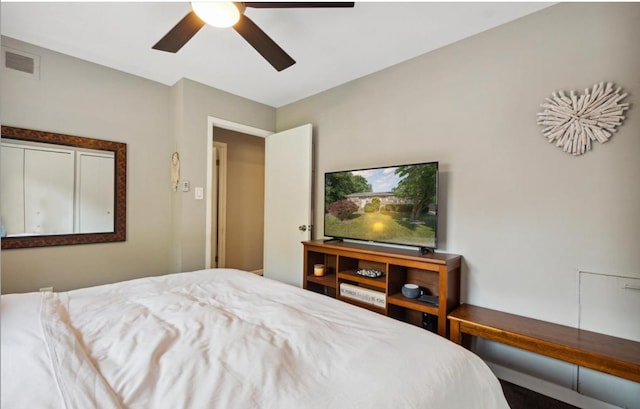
[2,46,40,79]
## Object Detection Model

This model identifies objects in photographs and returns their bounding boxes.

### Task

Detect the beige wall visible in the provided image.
[278,0,640,324]
[0,38,276,292]
[277,3,639,404]
[170,78,275,273]
[213,128,265,271]
[1,36,174,293]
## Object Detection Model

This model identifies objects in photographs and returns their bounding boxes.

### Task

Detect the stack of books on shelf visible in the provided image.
[339,283,386,308]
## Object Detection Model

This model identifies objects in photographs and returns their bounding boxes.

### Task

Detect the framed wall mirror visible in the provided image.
[1,126,126,249]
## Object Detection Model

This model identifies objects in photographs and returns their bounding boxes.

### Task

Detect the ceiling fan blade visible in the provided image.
[244,2,355,8]
[153,11,206,53]
[233,14,295,72]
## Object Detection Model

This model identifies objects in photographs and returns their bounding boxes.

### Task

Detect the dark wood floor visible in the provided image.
[500,380,579,409]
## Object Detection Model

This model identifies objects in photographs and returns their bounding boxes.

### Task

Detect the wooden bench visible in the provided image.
[448,304,640,383]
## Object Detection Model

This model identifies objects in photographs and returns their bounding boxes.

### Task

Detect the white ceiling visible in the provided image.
[1,2,552,108]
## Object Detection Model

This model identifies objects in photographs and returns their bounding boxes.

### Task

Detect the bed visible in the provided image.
[1,268,510,408]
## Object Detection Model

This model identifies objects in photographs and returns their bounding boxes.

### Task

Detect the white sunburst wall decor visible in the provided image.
[537,82,630,156]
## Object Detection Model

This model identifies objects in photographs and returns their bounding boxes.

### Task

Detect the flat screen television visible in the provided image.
[324,161,438,251]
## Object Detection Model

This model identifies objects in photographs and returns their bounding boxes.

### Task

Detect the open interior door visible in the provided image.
[263,124,312,286]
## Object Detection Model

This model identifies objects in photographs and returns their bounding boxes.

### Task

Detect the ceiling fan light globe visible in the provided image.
[191,2,241,28]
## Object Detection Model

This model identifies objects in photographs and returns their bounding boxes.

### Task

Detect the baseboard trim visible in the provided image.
[487,362,621,409]
[250,269,264,276]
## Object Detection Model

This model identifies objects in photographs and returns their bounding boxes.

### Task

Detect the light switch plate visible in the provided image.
[195,186,204,200]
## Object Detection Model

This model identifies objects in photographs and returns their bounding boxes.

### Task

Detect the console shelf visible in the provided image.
[306,273,337,288]
[337,270,386,289]
[387,293,440,315]
[302,240,461,337]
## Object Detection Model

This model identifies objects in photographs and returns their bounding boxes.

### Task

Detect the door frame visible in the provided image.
[211,141,227,268]
[205,116,272,268]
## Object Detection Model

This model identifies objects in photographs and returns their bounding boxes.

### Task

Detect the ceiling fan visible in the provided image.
[153,2,355,72]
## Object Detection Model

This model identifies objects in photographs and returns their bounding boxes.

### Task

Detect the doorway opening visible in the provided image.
[205,116,272,271]
[211,128,265,273]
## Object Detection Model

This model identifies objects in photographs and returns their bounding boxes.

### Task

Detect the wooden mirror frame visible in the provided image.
[1,126,127,249]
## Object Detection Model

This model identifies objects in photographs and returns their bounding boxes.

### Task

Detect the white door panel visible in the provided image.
[1,145,26,234]
[577,271,640,409]
[263,124,312,286]
[78,154,114,233]
[24,148,74,235]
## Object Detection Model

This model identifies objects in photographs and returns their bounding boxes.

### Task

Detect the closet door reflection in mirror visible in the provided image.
[1,126,126,249]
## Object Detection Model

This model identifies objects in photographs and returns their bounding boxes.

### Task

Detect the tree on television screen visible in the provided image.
[393,165,437,221]
[327,199,359,220]
[325,172,371,204]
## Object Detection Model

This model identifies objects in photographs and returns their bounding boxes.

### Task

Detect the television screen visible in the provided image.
[324,161,438,250]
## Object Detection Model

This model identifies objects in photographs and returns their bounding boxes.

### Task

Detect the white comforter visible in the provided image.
[1,269,509,409]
